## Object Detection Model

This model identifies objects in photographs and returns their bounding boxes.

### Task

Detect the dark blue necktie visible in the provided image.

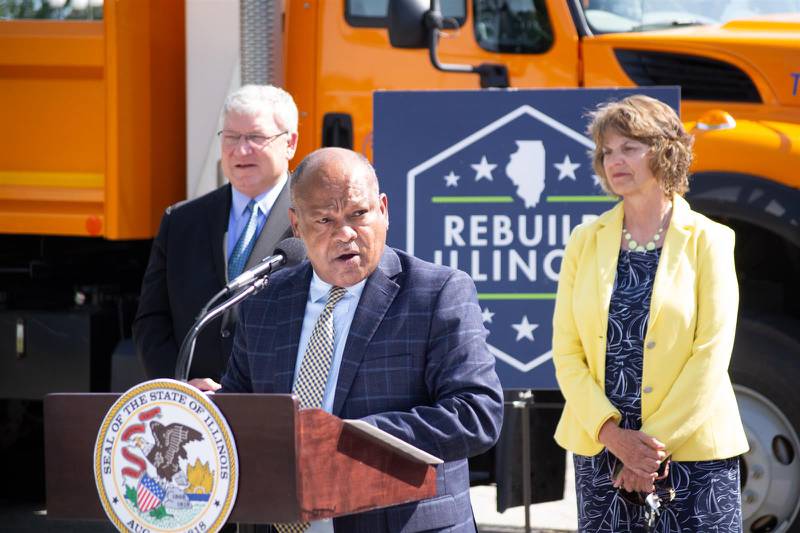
[227,199,260,280]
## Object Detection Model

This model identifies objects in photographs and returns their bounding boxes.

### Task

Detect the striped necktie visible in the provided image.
[275,286,347,533]
[227,199,260,280]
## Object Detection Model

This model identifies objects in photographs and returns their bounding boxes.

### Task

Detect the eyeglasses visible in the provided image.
[613,458,675,531]
[217,130,288,149]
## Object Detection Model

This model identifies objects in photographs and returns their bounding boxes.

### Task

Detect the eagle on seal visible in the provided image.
[145,421,203,482]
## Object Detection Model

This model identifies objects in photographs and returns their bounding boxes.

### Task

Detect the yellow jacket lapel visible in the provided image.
[649,195,692,330]
[595,203,624,328]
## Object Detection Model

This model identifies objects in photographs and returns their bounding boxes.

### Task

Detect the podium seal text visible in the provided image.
[93,379,239,532]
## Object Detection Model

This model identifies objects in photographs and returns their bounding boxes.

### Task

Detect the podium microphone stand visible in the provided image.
[174,276,267,382]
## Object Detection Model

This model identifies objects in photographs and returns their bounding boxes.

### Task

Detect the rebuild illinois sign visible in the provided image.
[374,88,679,388]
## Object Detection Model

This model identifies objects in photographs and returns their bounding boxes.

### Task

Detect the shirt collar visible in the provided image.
[309,270,367,304]
[230,172,288,219]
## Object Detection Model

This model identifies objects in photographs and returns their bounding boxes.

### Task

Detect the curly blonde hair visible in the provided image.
[587,95,693,197]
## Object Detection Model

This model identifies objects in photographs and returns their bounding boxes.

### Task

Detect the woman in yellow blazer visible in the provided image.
[553,95,748,532]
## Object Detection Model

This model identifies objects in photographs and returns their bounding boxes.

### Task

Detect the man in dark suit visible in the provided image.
[194,147,504,532]
[133,84,297,381]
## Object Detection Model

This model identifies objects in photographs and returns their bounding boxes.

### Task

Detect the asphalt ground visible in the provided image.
[472,458,577,533]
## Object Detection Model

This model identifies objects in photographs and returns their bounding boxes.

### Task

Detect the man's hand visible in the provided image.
[613,464,656,493]
[599,419,666,478]
[188,378,221,394]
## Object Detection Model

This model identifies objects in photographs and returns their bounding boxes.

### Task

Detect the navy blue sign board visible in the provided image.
[373,87,680,389]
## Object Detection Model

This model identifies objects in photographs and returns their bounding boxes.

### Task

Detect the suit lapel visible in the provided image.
[244,177,292,271]
[211,184,232,285]
[332,248,401,416]
[596,202,624,328]
[274,264,313,394]
[648,195,692,329]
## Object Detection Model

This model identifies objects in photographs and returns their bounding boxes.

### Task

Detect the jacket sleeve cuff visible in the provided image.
[594,411,622,444]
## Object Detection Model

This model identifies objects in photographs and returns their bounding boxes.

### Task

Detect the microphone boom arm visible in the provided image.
[174,276,269,382]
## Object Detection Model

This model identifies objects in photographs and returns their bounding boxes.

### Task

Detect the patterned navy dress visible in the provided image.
[573,249,742,533]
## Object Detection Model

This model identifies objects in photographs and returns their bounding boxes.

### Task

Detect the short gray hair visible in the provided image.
[223,84,298,133]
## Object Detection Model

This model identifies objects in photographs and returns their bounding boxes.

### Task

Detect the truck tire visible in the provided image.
[731,318,800,533]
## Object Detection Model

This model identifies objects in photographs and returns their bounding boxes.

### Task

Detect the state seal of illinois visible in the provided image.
[94,379,238,532]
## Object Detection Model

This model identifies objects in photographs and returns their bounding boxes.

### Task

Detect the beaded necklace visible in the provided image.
[623,204,671,252]
[623,226,663,252]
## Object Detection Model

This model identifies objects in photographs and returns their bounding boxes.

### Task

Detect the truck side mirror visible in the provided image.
[388,0,429,48]
[386,0,510,88]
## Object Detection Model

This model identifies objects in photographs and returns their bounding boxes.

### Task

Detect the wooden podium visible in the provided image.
[44,393,438,524]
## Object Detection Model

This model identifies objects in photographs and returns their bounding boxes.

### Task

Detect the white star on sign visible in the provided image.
[444,171,460,187]
[481,307,495,324]
[555,155,580,181]
[471,155,497,182]
[512,315,539,342]
[592,174,602,187]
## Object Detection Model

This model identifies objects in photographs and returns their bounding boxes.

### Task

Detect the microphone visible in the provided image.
[225,237,306,292]
[177,238,305,381]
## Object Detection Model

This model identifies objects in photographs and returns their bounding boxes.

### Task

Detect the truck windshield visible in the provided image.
[580,0,800,33]
[1,0,103,20]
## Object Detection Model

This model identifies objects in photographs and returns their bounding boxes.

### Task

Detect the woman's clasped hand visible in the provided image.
[599,419,666,493]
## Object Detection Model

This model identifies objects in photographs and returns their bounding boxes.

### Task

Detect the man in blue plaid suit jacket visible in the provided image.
[211,147,504,532]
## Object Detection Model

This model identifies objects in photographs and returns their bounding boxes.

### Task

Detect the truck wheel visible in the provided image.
[731,318,800,533]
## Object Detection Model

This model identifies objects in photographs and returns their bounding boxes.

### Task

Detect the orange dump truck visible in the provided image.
[1,1,798,529]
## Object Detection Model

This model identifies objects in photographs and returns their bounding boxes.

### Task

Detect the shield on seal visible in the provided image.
[94,379,238,532]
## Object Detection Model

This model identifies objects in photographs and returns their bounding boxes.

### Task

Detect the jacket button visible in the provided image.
[643,386,653,393]
[221,329,231,338]
[646,341,656,349]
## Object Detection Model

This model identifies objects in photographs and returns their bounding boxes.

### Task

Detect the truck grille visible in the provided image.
[614,49,761,103]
